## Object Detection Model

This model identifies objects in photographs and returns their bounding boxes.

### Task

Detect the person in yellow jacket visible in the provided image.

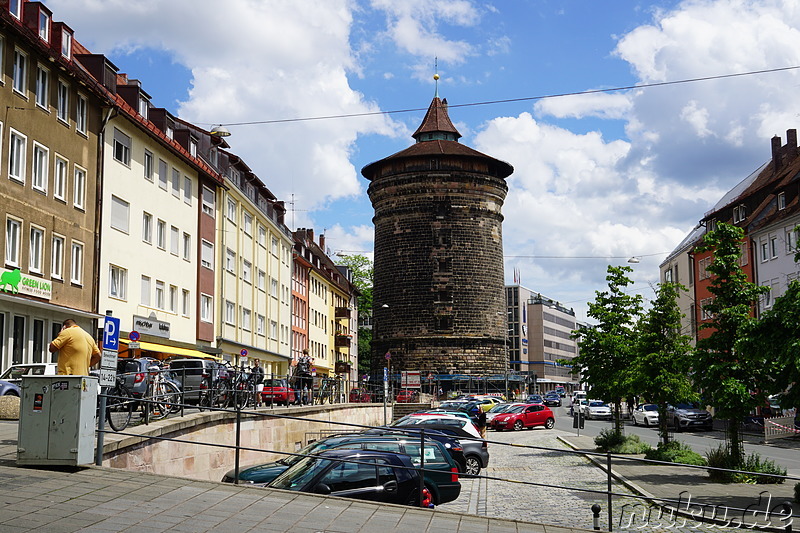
[48,319,100,376]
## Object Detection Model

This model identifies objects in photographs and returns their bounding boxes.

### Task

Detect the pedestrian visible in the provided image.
[251,359,265,407]
[477,409,487,438]
[48,318,101,376]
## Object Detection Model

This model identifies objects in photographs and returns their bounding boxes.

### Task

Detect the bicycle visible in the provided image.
[231,367,256,410]
[199,371,232,411]
[145,364,181,421]
[105,377,134,431]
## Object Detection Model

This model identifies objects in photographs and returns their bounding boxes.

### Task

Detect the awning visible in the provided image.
[119,339,221,361]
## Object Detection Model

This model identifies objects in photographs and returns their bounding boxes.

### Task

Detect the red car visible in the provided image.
[489,403,555,431]
[395,389,419,403]
[349,388,373,403]
[261,378,296,406]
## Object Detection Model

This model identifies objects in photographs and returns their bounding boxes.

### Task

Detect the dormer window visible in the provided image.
[138,96,149,119]
[732,204,746,223]
[9,0,21,19]
[166,123,174,139]
[39,11,50,41]
[189,138,197,157]
[61,31,72,59]
[778,192,786,210]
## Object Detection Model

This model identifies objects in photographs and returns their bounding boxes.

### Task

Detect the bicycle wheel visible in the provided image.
[198,378,212,412]
[106,382,133,432]
[150,381,175,420]
[166,381,182,414]
[233,382,250,410]
[215,380,232,409]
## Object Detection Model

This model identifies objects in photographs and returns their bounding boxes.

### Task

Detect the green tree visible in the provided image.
[571,265,643,434]
[694,222,770,466]
[335,254,374,375]
[632,282,695,446]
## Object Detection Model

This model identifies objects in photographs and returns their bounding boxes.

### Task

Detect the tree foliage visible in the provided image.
[693,222,771,466]
[335,254,374,374]
[571,265,643,434]
[632,282,695,446]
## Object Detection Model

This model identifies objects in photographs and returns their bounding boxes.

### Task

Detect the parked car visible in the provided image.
[411,410,472,421]
[363,427,467,474]
[583,400,613,420]
[261,378,296,406]
[0,380,20,396]
[349,388,373,403]
[554,386,566,398]
[396,389,419,403]
[489,403,555,431]
[485,402,524,423]
[167,358,219,403]
[222,433,461,504]
[570,398,590,416]
[386,415,489,476]
[0,363,58,383]
[631,404,660,427]
[542,393,562,407]
[526,394,543,404]
[268,449,433,507]
[117,358,182,401]
[667,403,713,431]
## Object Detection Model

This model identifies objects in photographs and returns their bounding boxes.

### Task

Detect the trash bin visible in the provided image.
[17,375,98,466]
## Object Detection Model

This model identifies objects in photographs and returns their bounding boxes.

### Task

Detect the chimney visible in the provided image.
[772,135,782,172]
[787,129,798,162]
[319,233,325,250]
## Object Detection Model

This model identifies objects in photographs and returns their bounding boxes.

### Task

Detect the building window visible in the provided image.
[189,139,197,157]
[142,212,153,244]
[182,233,191,261]
[242,260,251,283]
[38,10,50,41]
[171,168,180,197]
[227,199,236,222]
[242,308,251,331]
[169,285,177,313]
[257,269,266,291]
[770,236,778,259]
[270,320,278,340]
[226,249,235,272]
[183,176,192,205]
[29,227,43,273]
[35,66,48,108]
[70,241,83,284]
[761,241,769,262]
[56,81,68,123]
[13,49,27,95]
[51,234,64,279]
[170,226,179,256]
[73,167,86,209]
[257,315,265,335]
[32,144,48,193]
[5,218,21,266]
[258,225,266,247]
[76,94,87,134]
[109,265,127,300]
[202,186,215,216]
[9,130,27,184]
[271,237,278,256]
[182,289,190,316]
[156,219,166,250]
[243,212,252,236]
[225,301,235,325]
[9,0,21,19]
[201,240,214,269]
[787,227,799,254]
[270,278,278,298]
[138,96,148,119]
[140,275,151,306]
[158,159,167,190]
[110,196,130,233]
[113,129,131,166]
[61,31,72,59]
[155,281,165,309]
[144,150,154,181]
[200,294,212,322]
[54,156,67,201]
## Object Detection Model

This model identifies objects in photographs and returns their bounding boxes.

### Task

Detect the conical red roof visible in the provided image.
[412,97,461,141]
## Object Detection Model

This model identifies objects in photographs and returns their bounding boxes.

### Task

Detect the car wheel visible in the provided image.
[674,419,682,432]
[464,456,481,477]
[632,416,638,426]
[545,418,554,429]
[513,420,524,431]
[642,418,648,427]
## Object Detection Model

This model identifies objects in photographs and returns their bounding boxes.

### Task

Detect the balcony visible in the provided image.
[335,307,350,319]
[334,334,351,348]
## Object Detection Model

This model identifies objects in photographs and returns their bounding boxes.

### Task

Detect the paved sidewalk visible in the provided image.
[0,420,588,533]
[559,435,799,530]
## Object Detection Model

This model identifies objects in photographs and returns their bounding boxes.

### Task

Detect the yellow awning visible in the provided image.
[119,338,222,361]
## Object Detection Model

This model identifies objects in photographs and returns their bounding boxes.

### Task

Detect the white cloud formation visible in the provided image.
[535,92,632,120]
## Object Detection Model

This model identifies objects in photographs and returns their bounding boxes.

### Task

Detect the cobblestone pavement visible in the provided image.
[444,428,752,532]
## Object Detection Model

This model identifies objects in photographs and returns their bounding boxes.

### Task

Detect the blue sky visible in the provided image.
[49,0,800,320]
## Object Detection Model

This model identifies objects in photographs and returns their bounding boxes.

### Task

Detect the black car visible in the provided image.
[542,394,562,407]
[363,427,467,474]
[222,433,461,504]
[268,449,433,507]
[526,394,544,404]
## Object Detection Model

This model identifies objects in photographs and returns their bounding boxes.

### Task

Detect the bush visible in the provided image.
[705,444,786,484]
[594,429,651,454]
[644,440,706,466]
[794,482,800,503]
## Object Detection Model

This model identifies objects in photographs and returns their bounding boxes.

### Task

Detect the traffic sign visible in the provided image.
[129,330,140,341]
[127,342,140,350]
[385,351,391,360]
[103,317,121,351]
[240,349,248,356]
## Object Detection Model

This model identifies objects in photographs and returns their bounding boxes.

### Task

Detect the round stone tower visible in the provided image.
[362,94,514,376]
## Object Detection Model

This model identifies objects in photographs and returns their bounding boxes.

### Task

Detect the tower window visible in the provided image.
[435,315,453,330]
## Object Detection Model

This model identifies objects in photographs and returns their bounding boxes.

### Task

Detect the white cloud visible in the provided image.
[535,92,632,120]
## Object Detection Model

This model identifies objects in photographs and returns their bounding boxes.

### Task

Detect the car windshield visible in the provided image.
[589,401,605,407]
[488,404,510,413]
[507,405,526,413]
[263,379,286,387]
[270,455,333,490]
[643,404,658,411]
[674,403,698,410]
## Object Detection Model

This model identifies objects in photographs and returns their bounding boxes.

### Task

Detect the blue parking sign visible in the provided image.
[103,317,121,351]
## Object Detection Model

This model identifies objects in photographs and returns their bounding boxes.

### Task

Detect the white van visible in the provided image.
[572,390,587,405]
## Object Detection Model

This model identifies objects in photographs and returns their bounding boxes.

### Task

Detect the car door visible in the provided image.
[317,457,385,502]
[528,405,546,426]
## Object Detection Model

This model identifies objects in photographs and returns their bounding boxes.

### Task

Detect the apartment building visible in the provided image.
[0,1,105,369]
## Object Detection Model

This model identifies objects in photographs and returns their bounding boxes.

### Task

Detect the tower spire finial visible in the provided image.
[433,57,440,98]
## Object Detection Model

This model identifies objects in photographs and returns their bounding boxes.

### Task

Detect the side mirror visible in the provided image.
[313,483,331,495]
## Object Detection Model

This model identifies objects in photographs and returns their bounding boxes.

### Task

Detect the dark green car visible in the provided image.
[221,433,461,504]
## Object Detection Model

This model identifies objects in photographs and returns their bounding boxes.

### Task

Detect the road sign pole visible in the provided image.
[96,312,120,466]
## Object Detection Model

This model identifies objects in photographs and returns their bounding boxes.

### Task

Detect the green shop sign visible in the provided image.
[0,268,52,300]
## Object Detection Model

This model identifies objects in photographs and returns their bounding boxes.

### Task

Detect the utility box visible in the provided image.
[17,375,98,466]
